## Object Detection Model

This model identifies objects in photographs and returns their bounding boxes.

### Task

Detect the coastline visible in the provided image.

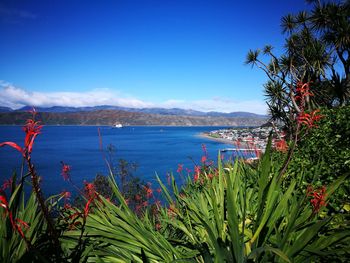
[198,132,237,146]
[198,132,260,150]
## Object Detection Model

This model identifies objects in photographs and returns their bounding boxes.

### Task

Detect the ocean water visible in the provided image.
[0,126,234,195]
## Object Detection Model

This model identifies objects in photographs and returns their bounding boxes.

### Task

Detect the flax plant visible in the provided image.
[156,138,350,262]
[0,175,46,262]
[61,138,349,262]
[62,173,196,262]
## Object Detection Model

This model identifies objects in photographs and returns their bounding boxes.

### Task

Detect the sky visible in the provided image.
[0,0,310,114]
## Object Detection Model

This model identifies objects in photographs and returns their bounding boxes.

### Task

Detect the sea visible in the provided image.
[0,125,236,195]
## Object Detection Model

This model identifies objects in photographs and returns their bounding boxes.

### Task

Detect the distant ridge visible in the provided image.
[10,105,267,119]
[0,106,13,112]
[0,109,268,126]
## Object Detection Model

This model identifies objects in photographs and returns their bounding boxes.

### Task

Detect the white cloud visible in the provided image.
[161,98,267,114]
[0,82,153,109]
[0,81,267,114]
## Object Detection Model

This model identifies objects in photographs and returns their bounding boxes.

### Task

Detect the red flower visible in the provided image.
[83,182,98,217]
[84,182,96,199]
[0,108,42,157]
[194,165,200,174]
[297,109,323,129]
[23,117,43,154]
[274,139,288,153]
[61,191,71,199]
[295,82,313,101]
[0,195,9,210]
[307,185,327,214]
[84,198,93,217]
[194,165,200,182]
[201,155,207,164]
[1,178,13,191]
[177,164,183,173]
[64,203,72,210]
[144,185,153,199]
[0,141,24,155]
[12,218,30,239]
[156,188,162,193]
[61,162,71,181]
[1,194,29,239]
[135,194,141,201]
[167,203,176,217]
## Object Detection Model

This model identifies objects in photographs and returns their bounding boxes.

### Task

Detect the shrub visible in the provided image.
[287,106,350,208]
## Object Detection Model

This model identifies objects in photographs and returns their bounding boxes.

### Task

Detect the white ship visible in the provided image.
[114,123,123,128]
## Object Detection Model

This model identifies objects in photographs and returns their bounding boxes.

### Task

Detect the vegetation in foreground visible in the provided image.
[0,1,349,262]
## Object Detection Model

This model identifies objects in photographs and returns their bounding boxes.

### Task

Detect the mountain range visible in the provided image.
[0,105,269,126]
[1,105,267,118]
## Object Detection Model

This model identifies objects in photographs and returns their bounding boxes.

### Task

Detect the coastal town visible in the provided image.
[202,125,284,153]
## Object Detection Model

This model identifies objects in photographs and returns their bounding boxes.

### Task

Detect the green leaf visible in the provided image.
[249,245,291,263]
[286,218,330,258]
[227,160,244,262]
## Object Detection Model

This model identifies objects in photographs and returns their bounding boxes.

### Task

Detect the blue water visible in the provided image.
[0,126,234,195]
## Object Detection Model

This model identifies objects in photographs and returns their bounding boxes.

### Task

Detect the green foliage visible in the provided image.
[285,106,350,207]
[92,174,113,198]
[58,142,349,262]
[62,175,194,262]
[155,144,350,262]
[246,0,350,133]
[92,173,147,207]
[0,175,45,262]
[97,144,150,213]
[296,106,350,179]
[1,138,349,262]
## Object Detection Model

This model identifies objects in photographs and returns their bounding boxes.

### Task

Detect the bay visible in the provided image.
[0,125,234,195]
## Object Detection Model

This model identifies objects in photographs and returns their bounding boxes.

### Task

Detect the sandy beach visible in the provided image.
[198,132,237,146]
[198,132,256,150]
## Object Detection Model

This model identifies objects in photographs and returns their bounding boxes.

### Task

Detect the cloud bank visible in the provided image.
[0,82,267,114]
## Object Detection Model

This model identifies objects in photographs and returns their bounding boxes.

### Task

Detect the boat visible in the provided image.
[114,123,123,128]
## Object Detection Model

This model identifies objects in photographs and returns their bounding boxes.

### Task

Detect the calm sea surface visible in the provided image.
[0,126,234,195]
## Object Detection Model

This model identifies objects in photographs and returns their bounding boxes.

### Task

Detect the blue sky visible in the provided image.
[0,0,309,114]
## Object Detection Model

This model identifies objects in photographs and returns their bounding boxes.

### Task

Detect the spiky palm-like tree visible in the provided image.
[246,0,350,134]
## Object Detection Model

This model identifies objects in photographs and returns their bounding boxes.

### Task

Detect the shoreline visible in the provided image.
[198,132,237,146]
[198,132,260,150]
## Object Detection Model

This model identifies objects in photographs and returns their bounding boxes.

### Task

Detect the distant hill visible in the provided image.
[206,111,267,119]
[0,110,268,126]
[13,105,268,118]
[0,106,13,112]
